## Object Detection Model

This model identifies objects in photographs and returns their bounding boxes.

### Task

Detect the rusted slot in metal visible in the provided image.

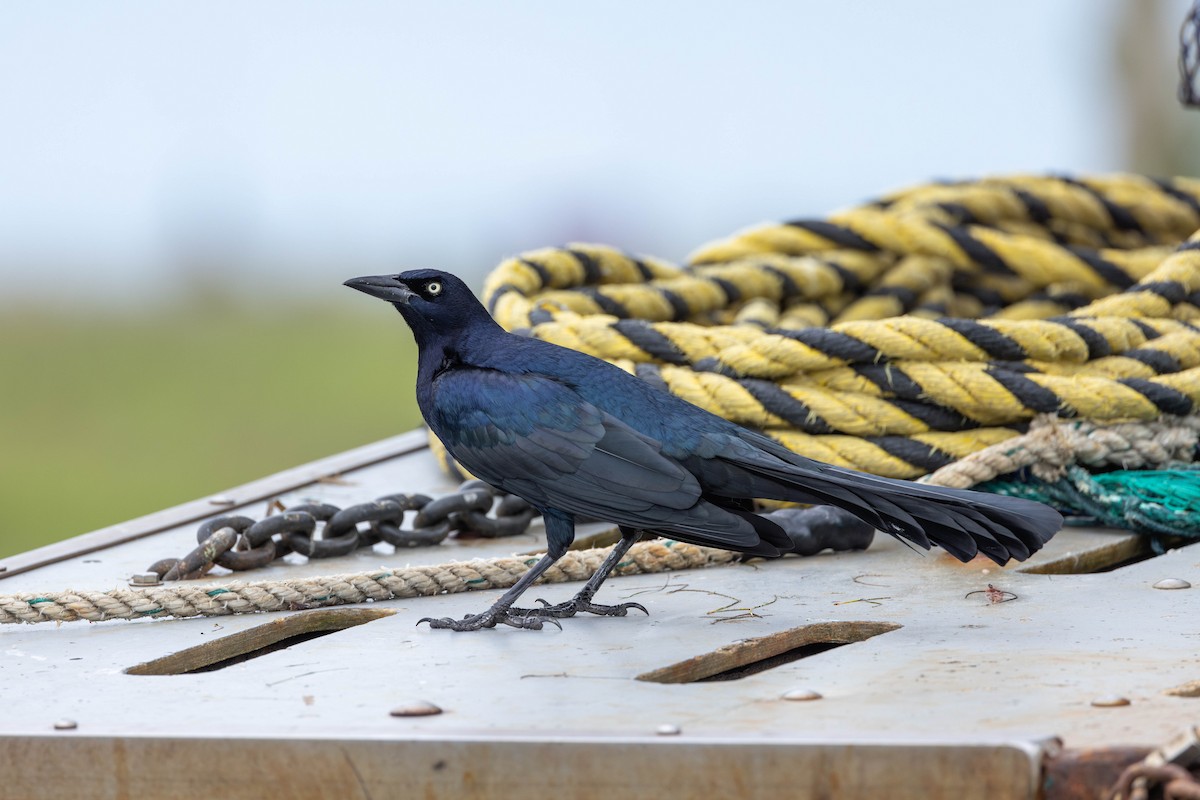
[636,620,901,684]
[1018,536,1195,575]
[125,607,394,675]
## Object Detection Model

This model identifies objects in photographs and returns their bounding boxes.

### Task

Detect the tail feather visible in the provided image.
[817,474,1060,564]
[723,439,1063,565]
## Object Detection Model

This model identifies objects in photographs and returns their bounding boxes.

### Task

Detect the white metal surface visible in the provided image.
[1,434,1197,799]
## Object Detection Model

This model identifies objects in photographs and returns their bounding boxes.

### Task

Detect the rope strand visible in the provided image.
[0,540,737,625]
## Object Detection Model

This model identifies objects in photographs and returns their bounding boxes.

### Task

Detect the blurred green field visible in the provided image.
[0,303,422,559]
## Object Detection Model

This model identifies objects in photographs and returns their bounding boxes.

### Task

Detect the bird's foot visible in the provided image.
[512,596,649,619]
[418,607,562,631]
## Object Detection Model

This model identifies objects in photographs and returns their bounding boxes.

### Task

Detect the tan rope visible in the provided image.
[0,540,737,625]
[923,414,1200,489]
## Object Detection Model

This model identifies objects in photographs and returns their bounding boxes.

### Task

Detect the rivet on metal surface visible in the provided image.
[1091,696,1132,708]
[1152,578,1192,590]
[655,723,681,736]
[53,719,77,730]
[781,689,823,702]
[389,701,443,717]
[129,573,162,587]
[208,495,236,506]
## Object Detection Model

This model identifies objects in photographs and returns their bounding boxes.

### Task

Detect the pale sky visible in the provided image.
[0,1,1173,307]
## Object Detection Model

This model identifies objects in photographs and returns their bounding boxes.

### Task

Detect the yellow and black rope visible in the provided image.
[476,174,1200,478]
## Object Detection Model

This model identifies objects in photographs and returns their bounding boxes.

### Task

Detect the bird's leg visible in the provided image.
[418,509,575,631]
[515,527,649,619]
[418,549,565,631]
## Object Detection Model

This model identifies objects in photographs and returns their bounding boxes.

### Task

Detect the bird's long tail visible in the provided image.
[733,444,1062,564]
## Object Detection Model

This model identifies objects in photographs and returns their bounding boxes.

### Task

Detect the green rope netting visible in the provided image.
[981,468,1200,538]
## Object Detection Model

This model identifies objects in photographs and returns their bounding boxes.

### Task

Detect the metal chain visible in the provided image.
[139,484,877,584]
[1110,763,1200,800]
[1109,726,1200,800]
[144,480,536,582]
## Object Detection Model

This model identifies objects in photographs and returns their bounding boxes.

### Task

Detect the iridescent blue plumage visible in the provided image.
[345,269,1063,631]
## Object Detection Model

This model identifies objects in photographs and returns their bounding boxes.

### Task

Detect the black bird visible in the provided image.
[345,270,1062,631]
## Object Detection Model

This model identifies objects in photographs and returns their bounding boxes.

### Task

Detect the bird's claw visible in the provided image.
[512,597,650,619]
[417,609,562,631]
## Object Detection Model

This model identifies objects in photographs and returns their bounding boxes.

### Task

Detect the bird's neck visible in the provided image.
[413,319,504,385]
[415,337,460,384]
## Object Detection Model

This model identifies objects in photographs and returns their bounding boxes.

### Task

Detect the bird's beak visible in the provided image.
[343,274,415,304]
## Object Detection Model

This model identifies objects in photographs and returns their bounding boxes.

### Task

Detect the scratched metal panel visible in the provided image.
[1,432,1197,799]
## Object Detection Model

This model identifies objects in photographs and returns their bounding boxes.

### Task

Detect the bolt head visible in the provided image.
[1153,578,1191,590]
[389,701,443,717]
[655,723,681,736]
[781,689,823,702]
[130,573,161,587]
[53,719,77,730]
[1090,696,1131,708]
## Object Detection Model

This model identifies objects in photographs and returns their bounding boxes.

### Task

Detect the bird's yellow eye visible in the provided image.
[426,281,442,296]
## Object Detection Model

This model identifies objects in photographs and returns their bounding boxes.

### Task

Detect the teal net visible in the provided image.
[981,467,1200,539]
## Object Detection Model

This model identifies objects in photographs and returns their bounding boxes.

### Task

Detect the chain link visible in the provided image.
[1111,763,1200,800]
[145,479,877,583]
[147,480,535,581]
[1110,727,1200,800]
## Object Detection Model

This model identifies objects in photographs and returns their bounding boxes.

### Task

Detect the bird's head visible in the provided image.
[343,269,497,345]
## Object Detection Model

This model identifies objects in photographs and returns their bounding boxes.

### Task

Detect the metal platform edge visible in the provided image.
[0,733,1050,800]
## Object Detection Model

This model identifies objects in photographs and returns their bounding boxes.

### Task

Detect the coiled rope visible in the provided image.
[481,173,1200,479]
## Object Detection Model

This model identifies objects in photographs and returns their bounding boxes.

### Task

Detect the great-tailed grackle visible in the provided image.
[346,270,1062,631]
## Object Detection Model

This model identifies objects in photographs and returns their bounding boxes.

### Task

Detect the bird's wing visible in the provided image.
[469,335,1058,564]
[428,368,707,522]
